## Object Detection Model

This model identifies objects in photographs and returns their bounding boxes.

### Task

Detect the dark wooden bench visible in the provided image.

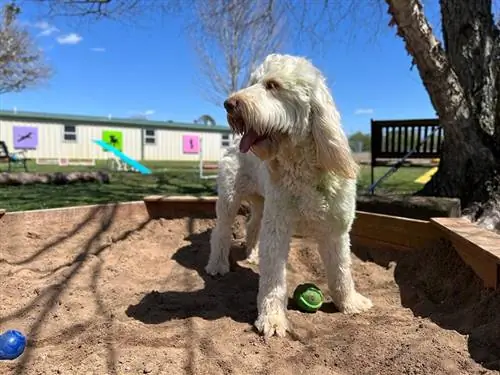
[369,119,443,193]
[0,141,29,172]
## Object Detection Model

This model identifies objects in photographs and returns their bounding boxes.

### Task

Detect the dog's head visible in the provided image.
[224,53,358,179]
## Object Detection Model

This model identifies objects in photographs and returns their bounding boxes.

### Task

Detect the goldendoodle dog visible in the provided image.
[205,53,373,338]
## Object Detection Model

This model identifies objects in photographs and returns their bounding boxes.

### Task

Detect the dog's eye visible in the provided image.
[264,79,280,91]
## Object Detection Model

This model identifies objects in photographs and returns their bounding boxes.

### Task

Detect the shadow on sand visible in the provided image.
[352,240,500,371]
[126,229,259,326]
[0,204,152,375]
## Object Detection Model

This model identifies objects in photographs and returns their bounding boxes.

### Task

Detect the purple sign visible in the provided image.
[13,126,38,149]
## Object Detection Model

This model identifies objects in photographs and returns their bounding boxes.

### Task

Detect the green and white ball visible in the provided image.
[293,283,324,313]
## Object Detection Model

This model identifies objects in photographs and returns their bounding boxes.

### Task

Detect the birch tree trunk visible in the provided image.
[386,0,500,231]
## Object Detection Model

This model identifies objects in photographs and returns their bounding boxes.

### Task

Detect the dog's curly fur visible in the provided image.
[205,53,373,338]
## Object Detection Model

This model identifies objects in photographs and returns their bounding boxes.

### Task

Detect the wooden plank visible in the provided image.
[356,195,461,220]
[143,195,218,219]
[431,217,500,289]
[431,218,500,260]
[0,201,149,235]
[142,197,443,252]
[351,211,440,250]
[371,118,440,128]
[143,195,217,203]
[351,234,414,253]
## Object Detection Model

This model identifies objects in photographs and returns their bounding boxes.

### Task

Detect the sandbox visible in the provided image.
[1,197,499,375]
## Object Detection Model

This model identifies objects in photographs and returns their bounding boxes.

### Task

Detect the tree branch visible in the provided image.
[0,3,52,94]
[385,0,470,139]
[188,0,285,106]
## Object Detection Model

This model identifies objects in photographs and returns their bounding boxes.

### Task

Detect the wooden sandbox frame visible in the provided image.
[1,196,499,290]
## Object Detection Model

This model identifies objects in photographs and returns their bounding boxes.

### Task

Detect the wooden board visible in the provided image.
[144,195,218,203]
[351,194,461,220]
[142,197,442,251]
[143,195,219,219]
[431,217,500,289]
[0,201,150,236]
[3,195,499,291]
[351,211,440,251]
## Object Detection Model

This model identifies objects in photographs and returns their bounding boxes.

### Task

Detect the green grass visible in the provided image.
[0,160,432,212]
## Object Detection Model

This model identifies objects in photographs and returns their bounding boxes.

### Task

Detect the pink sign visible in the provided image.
[183,134,200,154]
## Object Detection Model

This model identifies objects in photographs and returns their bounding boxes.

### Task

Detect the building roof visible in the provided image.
[0,109,231,133]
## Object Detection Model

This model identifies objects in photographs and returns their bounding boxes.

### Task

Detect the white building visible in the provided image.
[0,110,233,162]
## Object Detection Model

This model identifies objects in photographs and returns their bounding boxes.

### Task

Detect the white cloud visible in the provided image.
[90,47,106,52]
[56,33,83,45]
[128,109,156,119]
[33,21,59,37]
[354,108,374,115]
[34,21,50,29]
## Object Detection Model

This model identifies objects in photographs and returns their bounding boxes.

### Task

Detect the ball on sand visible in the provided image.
[0,330,26,360]
[293,283,324,313]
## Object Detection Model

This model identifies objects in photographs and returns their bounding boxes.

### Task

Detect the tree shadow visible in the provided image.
[126,229,259,326]
[352,240,500,371]
[0,203,152,375]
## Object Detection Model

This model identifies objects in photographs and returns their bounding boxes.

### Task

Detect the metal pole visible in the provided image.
[367,126,441,195]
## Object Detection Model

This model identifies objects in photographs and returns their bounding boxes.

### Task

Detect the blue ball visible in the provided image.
[0,330,27,360]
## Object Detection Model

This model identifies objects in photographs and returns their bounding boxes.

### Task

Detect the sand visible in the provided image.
[1,212,499,375]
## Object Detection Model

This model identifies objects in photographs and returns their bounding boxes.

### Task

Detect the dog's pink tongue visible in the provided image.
[239,129,260,153]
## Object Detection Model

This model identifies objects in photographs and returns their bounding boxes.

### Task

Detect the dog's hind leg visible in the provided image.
[317,232,373,314]
[244,195,264,265]
[205,190,242,276]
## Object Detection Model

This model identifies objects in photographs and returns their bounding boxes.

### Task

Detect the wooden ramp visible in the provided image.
[431,217,500,289]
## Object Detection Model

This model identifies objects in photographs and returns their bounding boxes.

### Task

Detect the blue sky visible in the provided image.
[0,0,442,135]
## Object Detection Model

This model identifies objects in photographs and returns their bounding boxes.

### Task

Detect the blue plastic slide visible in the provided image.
[93,139,152,175]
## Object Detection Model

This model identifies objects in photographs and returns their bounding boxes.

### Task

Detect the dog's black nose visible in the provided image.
[224,98,238,113]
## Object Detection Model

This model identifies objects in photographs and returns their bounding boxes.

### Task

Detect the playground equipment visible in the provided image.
[93,139,152,175]
[415,167,439,184]
[198,137,218,180]
[415,159,439,184]
[36,158,96,167]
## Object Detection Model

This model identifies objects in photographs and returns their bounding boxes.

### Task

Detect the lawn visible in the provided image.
[0,160,432,212]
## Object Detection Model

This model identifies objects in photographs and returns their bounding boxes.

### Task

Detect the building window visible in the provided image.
[221,133,231,147]
[63,125,77,142]
[144,129,156,145]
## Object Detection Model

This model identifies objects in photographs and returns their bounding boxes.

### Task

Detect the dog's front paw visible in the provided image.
[205,260,230,276]
[254,309,289,338]
[339,292,373,314]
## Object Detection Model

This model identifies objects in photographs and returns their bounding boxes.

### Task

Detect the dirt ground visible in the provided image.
[1,212,500,375]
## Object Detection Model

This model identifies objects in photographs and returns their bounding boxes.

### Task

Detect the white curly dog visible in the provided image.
[205,53,373,338]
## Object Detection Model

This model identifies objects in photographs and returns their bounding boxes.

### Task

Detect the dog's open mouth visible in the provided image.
[239,128,267,153]
[229,118,267,153]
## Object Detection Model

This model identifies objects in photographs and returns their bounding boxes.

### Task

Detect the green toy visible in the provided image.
[293,283,324,313]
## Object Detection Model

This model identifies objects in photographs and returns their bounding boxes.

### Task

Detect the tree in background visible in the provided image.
[348,131,371,152]
[21,0,500,230]
[194,114,217,127]
[187,0,286,106]
[385,0,500,230]
[0,2,51,95]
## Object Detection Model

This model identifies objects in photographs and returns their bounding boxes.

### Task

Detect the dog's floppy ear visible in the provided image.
[310,78,359,179]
